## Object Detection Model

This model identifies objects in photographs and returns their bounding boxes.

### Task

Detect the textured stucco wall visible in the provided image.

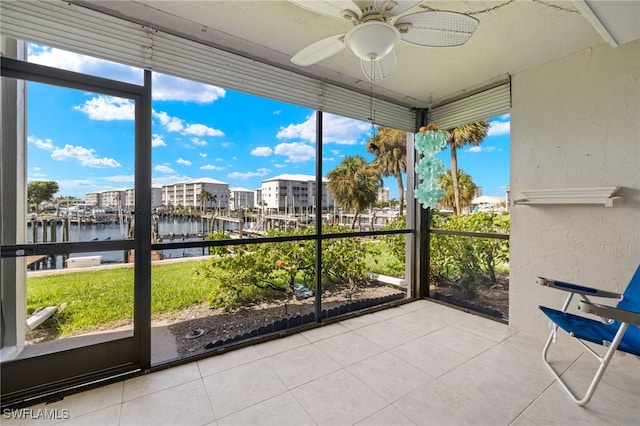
[509,39,640,336]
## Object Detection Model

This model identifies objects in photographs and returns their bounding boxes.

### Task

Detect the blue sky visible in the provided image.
[26,45,510,200]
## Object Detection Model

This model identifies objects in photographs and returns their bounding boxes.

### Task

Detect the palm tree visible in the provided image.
[327,155,380,229]
[366,127,407,216]
[197,189,215,213]
[438,169,477,213]
[445,121,488,215]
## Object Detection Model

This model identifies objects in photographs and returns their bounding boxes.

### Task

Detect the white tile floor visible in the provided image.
[9,300,640,425]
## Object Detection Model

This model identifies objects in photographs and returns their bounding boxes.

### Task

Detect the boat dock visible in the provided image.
[27,255,49,270]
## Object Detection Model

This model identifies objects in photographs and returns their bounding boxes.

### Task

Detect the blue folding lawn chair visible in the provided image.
[538,265,640,406]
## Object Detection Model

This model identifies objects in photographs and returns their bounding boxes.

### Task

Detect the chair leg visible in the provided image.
[542,323,629,406]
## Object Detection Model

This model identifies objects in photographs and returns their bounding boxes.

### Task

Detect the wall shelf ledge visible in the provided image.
[514,186,623,207]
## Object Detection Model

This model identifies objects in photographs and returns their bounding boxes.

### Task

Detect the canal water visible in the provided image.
[26,217,249,268]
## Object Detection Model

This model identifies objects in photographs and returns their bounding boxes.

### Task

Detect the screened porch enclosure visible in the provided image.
[3,0,637,413]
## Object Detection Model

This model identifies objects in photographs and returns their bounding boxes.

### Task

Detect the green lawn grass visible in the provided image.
[27,260,211,336]
[364,239,406,278]
[27,239,406,337]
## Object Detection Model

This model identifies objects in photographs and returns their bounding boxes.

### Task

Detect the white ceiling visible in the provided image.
[74,1,637,109]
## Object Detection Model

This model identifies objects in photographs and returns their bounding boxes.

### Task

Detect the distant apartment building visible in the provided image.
[125,185,162,210]
[377,187,390,203]
[152,185,162,209]
[162,178,229,210]
[100,189,127,208]
[261,174,333,212]
[85,192,100,206]
[254,188,263,209]
[229,187,255,210]
[125,188,134,210]
[84,189,126,207]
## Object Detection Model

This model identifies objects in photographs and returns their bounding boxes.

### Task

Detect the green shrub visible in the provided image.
[200,227,377,311]
[204,230,233,257]
[429,210,509,294]
[321,226,376,297]
[382,216,406,264]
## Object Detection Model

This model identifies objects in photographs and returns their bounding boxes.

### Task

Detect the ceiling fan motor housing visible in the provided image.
[344,20,401,60]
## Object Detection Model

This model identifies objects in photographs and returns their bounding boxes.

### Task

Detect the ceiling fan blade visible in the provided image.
[396,11,479,47]
[375,0,423,17]
[291,33,346,66]
[288,0,362,20]
[361,49,397,81]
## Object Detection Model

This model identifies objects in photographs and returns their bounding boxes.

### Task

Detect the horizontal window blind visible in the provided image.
[429,81,511,130]
[1,0,415,130]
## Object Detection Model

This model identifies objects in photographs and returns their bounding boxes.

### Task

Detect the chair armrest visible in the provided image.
[537,277,622,298]
[578,300,640,326]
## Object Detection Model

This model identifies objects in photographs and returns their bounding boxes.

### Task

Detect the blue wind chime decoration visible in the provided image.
[414,124,447,209]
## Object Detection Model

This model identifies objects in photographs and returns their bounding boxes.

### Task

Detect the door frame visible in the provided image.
[0,57,152,407]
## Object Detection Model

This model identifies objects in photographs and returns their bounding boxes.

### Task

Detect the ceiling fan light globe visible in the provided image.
[344,21,400,61]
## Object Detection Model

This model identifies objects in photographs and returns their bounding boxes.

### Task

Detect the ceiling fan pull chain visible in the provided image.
[369,58,376,126]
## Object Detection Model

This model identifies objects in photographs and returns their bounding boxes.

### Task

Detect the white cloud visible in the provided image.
[152,174,192,186]
[221,142,232,148]
[29,46,226,103]
[55,178,97,194]
[274,142,315,162]
[176,158,192,166]
[273,110,281,115]
[227,168,271,179]
[29,45,141,83]
[325,113,372,144]
[191,137,208,146]
[29,136,121,169]
[154,111,185,132]
[104,174,135,183]
[74,96,135,120]
[51,144,121,168]
[273,163,287,168]
[277,115,316,141]
[153,73,226,103]
[199,152,207,158]
[200,164,225,171]
[251,146,273,156]
[331,149,340,156]
[28,136,55,151]
[277,112,371,145]
[154,164,176,174]
[488,119,510,136]
[152,134,166,147]
[215,158,225,162]
[183,124,224,137]
[467,145,497,153]
[153,111,224,138]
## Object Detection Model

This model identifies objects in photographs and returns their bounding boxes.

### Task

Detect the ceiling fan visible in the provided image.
[289,0,479,81]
